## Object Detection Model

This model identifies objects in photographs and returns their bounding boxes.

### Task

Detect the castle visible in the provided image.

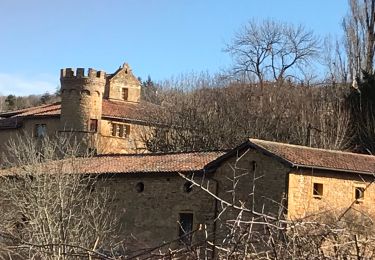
[0,63,159,158]
[1,63,375,257]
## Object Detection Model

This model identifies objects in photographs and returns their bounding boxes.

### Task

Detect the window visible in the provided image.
[110,123,130,138]
[121,88,128,101]
[355,187,365,202]
[35,124,47,138]
[313,183,323,198]
[183,182,193,193]
[111,123,117,136]
[89,119,98,132]
[135,182,144,193]
[178,213,193,244]
[251,161,257,171]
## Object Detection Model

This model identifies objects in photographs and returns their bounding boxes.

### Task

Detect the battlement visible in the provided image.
[60,68,106,79]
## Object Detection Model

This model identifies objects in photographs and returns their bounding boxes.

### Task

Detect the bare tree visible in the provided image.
[343,0,375,79]
[143,73,351,153]
[0,135,121,259]
[322,36,349,84]
[225,19,319,86]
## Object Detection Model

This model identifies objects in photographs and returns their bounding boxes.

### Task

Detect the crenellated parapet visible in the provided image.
[60,68,106,79]
[60,68,106,95]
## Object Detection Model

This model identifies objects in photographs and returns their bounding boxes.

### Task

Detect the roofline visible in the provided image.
[204,139,295,172]
[0,102,61,117]
[246,140,295,167]
[205,139,375,176]
[89,170,207,176]
[101,116,167,127]
[95,150,225,157]
[248,139,375,175]
[24,114,60,119]
[204,141,254,171]
[292,164,375,176]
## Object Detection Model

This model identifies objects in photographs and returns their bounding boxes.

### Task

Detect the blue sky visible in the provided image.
[0,0,348,95]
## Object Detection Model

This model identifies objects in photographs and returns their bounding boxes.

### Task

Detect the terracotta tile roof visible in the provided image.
[16,103,61,117]
[1,151,225,175]
[249,139,375,174]
[101,100,161,123]
[81,151,225,174]
[0,103,60,118]
[0,100,162,129]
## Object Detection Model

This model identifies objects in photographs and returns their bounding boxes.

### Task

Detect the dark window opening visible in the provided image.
[110,123,130,138]
[313,183,323,198]
[89,119,98,132]
[81,89,91,95]
[88,148,97,155]
[355,187,365,202]
[35,124,47,138]
[111,123,117,136]
[135,182,144,193]
[122,88,129,101]
[178,213,193,244]
[183,181,193,193]
[251,161,257,171]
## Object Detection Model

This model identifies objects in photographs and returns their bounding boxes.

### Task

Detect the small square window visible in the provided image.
[355,187,365,202]
[313,183,323,198]
[89,119,98,132]
[121,88,128,101]
[35,124,47,138]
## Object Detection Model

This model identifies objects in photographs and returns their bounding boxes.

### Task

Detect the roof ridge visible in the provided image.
[95,150,226,158]
[0,102,61,117]
[249,138,375,158]
[103,98,162,108]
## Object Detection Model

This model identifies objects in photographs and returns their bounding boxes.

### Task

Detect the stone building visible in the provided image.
[9,138,370,255]
[1,63,375,255]
[0,63,159,160]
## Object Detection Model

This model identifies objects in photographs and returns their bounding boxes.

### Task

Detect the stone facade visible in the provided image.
[95,146,291,253]
[106,174,217,251]
[105,64,141,103]
[287,169,375,220]
[0,63,151,161]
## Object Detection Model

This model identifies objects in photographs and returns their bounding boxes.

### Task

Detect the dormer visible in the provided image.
[104,63,141,103]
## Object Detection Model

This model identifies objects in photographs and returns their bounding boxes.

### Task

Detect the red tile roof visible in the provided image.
[2,151,225,175]
[0,99,162,129]
[81,151,225,174]
[102,100,161,123]
[249,139,375,175]
[0,103,61,119]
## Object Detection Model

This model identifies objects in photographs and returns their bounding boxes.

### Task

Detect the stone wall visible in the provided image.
[287,169,375,220]
[103,147,292,254]
[0,117,150,165]
[104,173,217,253]
[98,119,149,154]
[213,147,290,219]
[0,117,60,164]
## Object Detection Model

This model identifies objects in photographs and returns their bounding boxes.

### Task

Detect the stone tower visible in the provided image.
[59,68,106,150]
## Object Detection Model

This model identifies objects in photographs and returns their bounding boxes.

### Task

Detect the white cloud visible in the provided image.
[0,73,58,96]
